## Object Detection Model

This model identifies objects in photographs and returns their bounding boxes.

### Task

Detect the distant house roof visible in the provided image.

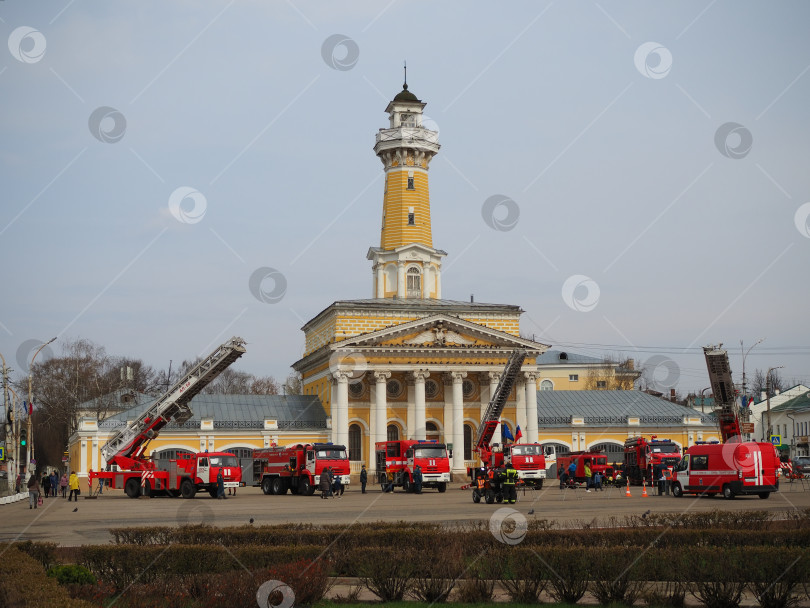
[751,384,810,406]
[535,390,714,427]
[770,390,810,414]
[536,350,604,365]
[99,393,327,431]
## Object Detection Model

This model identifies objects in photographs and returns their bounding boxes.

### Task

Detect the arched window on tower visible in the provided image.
[348,424,362,462]
[540,379,554,391]
[406,267,421,298]
[426,421,439,442]
[387,424,400,441]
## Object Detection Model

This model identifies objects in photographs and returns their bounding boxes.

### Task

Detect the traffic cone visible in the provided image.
[625,480,632,497]
[641,481,649,498]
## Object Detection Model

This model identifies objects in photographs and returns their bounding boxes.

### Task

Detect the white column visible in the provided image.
[413,370,429,440]
[515,379,527,439]
[435,265,442,299]
[397,261,406,298]
[451,371,467,474]
[80,439,88,477]
[375,263,385,298]
[333,372,350,447]
[406,378,415,439]
[374,371,391,453]
[525,372,538,443]
[488,371,502,445]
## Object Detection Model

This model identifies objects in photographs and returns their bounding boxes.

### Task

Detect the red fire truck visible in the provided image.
[623,436,682,485]
[89,337,246,499]
[556,451,612,486]
[252,443,350,496]
[671,346,780,499]
[375,439,451,492]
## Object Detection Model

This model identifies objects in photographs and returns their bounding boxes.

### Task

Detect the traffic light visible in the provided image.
[20,429,27,446]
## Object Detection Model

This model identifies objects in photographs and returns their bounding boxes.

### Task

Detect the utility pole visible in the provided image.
[1,351,11,493]
[27,337,56,474]
[765,365,784,442]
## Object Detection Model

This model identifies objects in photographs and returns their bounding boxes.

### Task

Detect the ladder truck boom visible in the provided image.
[475,350,527,452]
[101,336,247,468]
[703,345,741,443]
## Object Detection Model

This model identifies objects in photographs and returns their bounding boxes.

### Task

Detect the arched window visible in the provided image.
[387,424,399,441]
[349,424,362,461]
[540,379,554,391]
[406,267,421,298]
[464,424,474,461]
[426,421,439,441]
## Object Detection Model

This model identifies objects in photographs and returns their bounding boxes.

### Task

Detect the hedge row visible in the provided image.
[0,545,95,608]
[106,523,810,553]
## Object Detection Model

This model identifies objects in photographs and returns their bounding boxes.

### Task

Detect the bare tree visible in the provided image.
[750,368,786,398]
[583,356,637,390]
[283,372,303,395]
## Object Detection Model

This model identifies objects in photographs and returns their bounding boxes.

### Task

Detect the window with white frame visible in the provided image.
[569,374,579,382]
[406,267,421,297]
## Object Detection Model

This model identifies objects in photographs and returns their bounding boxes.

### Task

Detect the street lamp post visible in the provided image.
[27,338,56,475]
[765,365,784,442]
[740,338,764,398]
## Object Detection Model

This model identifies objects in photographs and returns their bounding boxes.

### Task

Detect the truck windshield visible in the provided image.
[512,445,542,456]
[209,456,239,467]
[316,449,347,460]
[651,445,679,453]
[414,447,446,459]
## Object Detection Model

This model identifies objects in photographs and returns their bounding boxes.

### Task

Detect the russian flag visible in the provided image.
[515,424,523,442]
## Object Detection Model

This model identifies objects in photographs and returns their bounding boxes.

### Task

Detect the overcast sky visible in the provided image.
[2,1,809,397]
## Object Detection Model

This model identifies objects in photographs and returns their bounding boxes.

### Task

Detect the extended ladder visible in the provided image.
[703,345,742,442]
[475,350,527,450]
[101,336,247,464]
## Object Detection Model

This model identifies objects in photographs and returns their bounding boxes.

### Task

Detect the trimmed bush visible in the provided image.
[499,547,549,603]
[47,564,96,586]
[357,547,414,601]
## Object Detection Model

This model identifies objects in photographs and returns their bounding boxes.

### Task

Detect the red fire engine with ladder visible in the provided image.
[671,345,780,499]
[89,337,247,499]
[463,350,549,502]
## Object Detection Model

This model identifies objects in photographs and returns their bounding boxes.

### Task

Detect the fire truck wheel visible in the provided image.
[208,488,218,498]
[758,492,770,499]
[472,489,481,503]
[437,482,447,493]
[722,485,735,500]
[672,483,683,498]
[485,490,495,504]
[402,477,412,493]
[124,478,141,499]
[180,479,196,499]
[261,477,273,495]
[271,477,286,495]
[299,477,314,496]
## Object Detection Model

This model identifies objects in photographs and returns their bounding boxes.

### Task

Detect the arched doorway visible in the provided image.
[426,421,440,442]
[349,423,362,462]
[387,424,400,441]
[464,424,474,461]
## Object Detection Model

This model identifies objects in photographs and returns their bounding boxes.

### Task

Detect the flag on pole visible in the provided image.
[501,425,514,443]
[29,401,33,416]
[515,424,523,442]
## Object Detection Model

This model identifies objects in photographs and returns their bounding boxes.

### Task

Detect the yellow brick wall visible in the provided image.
[381,169,433,250]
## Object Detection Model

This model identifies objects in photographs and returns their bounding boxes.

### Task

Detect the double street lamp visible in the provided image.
[27,337,56,474]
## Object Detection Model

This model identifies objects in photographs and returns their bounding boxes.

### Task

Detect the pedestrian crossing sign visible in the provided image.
[770,435,782,447]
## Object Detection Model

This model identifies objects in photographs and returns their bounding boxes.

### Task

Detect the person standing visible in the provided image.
[413,465,423,494]
[60,473,68,498]
[567,461,577,488]
[216,470,226,499]
[584,460,593,492]
[360,464,368,494]
[68,471,80,502]
[319,469,330,499]
[27,475,41,509]
[42,474,51,500]
[503,460,518,504]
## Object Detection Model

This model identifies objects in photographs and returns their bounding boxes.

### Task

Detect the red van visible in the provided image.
[671,441,780,499]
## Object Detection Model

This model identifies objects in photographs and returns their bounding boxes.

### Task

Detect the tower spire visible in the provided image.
[404,60,407,88]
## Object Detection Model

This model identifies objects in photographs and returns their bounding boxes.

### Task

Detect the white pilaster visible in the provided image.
[375,263,385,298]
[374,371,391,458]
[515,379,527,439]
[333,372,350,447]
[524,372,539,443]
[413,370,429,440]
[397,261,406,298]
[451,371,467,475]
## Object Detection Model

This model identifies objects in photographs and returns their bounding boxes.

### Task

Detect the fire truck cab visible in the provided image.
[375,439,451,493]
[252,443,350,496]
[671,441,780,499]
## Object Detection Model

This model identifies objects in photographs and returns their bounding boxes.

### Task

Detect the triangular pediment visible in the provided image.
[332,314,548,352]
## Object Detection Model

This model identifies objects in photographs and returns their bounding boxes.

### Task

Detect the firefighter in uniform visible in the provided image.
[503,459,518,504]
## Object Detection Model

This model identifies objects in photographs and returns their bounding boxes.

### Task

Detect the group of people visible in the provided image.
[559,460,604,492]
[382,464,424,493]
[25,470,80,508]
[319,467,345,499]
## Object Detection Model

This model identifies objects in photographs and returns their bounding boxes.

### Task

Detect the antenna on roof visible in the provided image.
[404,60,407,88]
